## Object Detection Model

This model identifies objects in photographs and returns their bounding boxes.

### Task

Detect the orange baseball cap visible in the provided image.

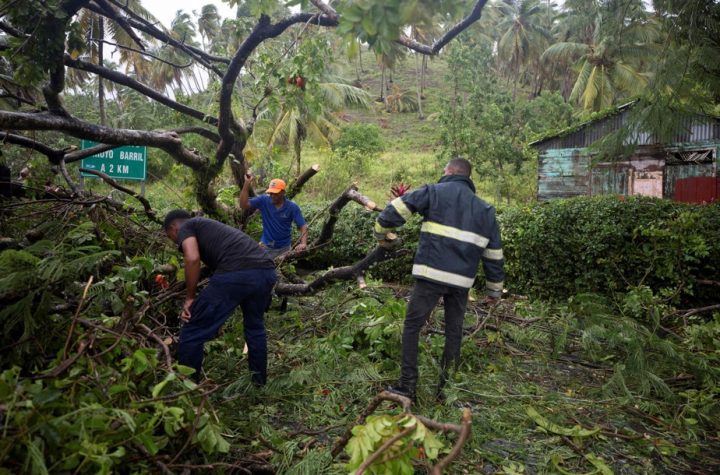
[266,178,286,193]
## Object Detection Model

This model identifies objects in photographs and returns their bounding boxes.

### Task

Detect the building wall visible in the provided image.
[537,141,720,203]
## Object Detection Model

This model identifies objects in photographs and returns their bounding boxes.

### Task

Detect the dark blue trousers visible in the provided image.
[399,279,469,390]
[177,268,277,384]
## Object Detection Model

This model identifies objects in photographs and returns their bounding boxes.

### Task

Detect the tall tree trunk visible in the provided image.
[294,135,302,177]
[379,63,385,101]
[191,68,203,93]
[358,42,364,72]
[98,17,106,126]
[415,53,424,119]
[421,55,428,96]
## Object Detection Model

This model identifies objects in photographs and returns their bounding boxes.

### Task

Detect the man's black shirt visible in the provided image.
[176,217,274,274]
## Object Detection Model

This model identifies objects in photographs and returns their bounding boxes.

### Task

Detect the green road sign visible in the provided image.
[80,140,147,181]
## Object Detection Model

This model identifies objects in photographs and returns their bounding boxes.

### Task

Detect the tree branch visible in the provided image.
[331,390,412,458]
[216,12,338,160]
[172,126,220,143]
[103,0,228,75]
[64,55,218,126]
[0,110,206,169]
[356,424,416,475]
[427,408,472,475]
[286,164,320,199]
[59,158,80,195]
[0,132,63,162]
[65,143,121,163]
[395,0,489,55]
[310,0,338,20]
[93,0,146,51]
[79,167,160,223]
[88,38,191,68]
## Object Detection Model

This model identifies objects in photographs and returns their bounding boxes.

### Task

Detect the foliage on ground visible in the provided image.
[2,196,720,473]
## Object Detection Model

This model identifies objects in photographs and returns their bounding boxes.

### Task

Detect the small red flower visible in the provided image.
[154,274,170,290]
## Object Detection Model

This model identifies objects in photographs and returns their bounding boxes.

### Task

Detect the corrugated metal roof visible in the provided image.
[531,103,720,151]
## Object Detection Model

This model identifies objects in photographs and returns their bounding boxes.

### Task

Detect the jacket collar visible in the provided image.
[438,174,476,193]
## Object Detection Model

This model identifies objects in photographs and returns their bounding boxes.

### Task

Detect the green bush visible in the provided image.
[500,196,720,301]
[333,123,384,160]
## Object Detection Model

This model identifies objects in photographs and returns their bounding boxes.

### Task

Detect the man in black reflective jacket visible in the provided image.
[374,158,505,402]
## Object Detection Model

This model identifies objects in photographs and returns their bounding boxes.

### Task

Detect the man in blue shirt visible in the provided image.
[239,176,308,258]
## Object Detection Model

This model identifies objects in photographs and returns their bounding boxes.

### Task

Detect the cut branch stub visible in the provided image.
[346,188,380,211]
[287,163,320,200]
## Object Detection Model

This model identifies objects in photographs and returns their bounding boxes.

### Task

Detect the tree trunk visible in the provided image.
[294,125,304,178]
[358,42,364,72]
[98,17,106,127]
[421,55,428,96]
[379,63,385,101]
[415,53,424,120]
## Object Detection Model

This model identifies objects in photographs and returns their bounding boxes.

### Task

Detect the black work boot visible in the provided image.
[387,381,416,403]
[436,371,448,402]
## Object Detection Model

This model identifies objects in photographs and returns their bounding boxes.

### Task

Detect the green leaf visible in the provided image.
[136,432,159,456]
[585,453,613,475]
[151,373,176,398]
[526,407,600,438]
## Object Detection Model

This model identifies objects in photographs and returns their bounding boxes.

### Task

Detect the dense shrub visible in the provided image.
[304,195,720,302]
[332,123,384,160]
[500,195,720,301]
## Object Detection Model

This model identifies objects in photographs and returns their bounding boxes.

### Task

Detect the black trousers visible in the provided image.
[399,279,469,388]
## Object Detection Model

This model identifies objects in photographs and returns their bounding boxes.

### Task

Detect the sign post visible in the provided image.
[80,140,147,193]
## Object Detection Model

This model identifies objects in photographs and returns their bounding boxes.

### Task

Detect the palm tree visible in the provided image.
[541,3,658,112]
[73,1,157,125]
[256,79,371,177]
[196,4,221,51]
[496,0,552,100]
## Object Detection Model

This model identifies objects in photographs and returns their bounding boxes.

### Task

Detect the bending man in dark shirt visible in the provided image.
[163,210,277,384]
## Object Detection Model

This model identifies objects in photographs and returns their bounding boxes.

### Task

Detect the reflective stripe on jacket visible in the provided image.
[375,175,504,296]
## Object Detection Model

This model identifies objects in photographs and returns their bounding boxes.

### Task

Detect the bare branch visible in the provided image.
[347,188,379,211]
[64,55,218,126]
[93,0,146,50]
[65,143,121,163]
[59,158,80,195]
[88,38,192,68]
[396,0,489,55]
[0,132,63,162]
[276,246,396,295]
[79,167,160,223]
[172,126,220,143]
[286,164,320,199]
[310,0,338,20]
[0,110,206,169]
[0,19,25,38]
[103,0,228,75]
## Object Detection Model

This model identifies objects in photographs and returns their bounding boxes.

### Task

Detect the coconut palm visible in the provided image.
[196,4,221,51]
[72,1,157,125]
[541,3,659,112]
[496,0,553,99]
[256,79,371,177]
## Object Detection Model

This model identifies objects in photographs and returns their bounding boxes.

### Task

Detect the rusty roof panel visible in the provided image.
[532,108,720,151]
